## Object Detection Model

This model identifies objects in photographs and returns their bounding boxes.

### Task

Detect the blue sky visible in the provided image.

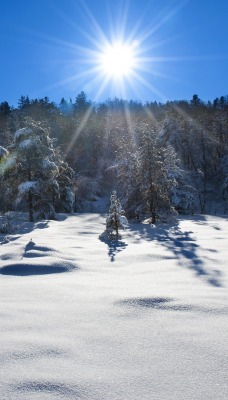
[1,0,228,106]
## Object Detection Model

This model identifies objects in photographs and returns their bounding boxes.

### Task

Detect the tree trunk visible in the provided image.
[151,212,156,224]
[149,195,156,224]
[114,212,119,238]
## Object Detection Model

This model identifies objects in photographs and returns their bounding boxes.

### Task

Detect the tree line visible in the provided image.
[0,92,228,222]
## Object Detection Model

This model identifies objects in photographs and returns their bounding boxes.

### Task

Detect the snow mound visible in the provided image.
[0,235,78,276]
[0,262,70,276]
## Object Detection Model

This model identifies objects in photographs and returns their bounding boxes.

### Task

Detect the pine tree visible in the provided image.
[137,126,176,223]
[10,119,73,221]
[0,146,10,212]
[74,91,91,114]
[104,191,128,240]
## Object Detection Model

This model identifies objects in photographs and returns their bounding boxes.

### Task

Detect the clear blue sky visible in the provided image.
[1,0,228,106]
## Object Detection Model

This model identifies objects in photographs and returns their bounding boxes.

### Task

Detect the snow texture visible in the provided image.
[42,159,58,174]
[0,146,8,158]
[0,213,228,400]
[18,139,34,149]
[14,128,33,142]
[18,181,38,194]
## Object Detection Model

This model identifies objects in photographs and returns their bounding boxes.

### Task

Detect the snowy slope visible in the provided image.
[0,213,228,400]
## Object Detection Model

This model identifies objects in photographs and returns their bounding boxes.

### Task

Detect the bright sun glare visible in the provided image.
[36,1,192,106]
[99,42,136,78]
[56,1,189,155]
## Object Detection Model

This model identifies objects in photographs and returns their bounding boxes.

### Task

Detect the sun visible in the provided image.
[36,0,191,105]
[99,42,137,79]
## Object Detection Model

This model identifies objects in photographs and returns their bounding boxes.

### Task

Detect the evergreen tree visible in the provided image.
[105,191,128,239]
[18,95,30,109]
[59,98,73,115]
[137,126,176,223]
[74,91,91,114]
[10,120,73,221]
[0,146,10,211]
[190,94,201,107]
[0,102,11,115]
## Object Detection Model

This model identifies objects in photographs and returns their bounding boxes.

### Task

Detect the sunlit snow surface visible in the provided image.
[0,214,227,400]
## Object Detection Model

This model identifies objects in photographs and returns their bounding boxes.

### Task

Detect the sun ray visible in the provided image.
[16,0,202,109]
[34,63,103,98]
[138,0,190,44]
[63,3,196,105]
[78,0,111,50]
[144,107,159,124]
[129,70,168,102]
[170,102,218,146]
[65,74,111,157]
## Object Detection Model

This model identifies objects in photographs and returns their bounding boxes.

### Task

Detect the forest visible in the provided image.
[0,92,228,223]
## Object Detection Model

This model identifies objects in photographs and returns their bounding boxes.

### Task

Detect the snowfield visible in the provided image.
[0,213,227,400]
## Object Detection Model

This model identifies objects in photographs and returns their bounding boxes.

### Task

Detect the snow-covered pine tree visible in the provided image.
[116,149,141,219]
[134,124,180,223]
[56,160,74,213]
[0,146,10,212]
[12,123,58,221]
[104,191,128,239]
[10,119,73,221]
[161,144,194,217]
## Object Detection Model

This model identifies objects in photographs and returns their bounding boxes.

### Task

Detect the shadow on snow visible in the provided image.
[128,220,223,288]
[0,263,68,276]
[0,239,77,276]
[99,235,128,262]
[117,297,228,315]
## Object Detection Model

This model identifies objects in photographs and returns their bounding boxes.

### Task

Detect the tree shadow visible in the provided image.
[128,221,223,287]
[0,221,50,245]
[17,221,49,235]
[0,235,20,245]
[99,234,128,262]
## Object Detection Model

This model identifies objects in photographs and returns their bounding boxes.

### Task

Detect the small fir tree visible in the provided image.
[105,191,128,239]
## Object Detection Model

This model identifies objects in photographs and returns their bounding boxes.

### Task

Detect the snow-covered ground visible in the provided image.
[0,213,227,400]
